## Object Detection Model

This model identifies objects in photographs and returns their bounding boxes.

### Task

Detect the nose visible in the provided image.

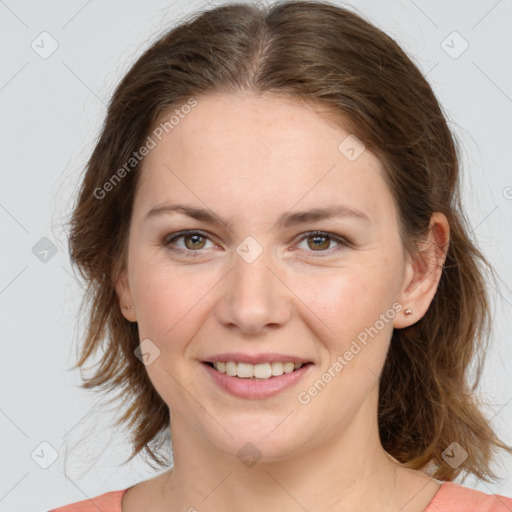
[214,247,292,335]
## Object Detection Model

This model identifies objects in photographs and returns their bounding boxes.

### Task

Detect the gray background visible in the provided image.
[1,0,511,509]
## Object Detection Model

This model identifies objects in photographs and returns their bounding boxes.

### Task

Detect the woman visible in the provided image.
[50,1,512,510]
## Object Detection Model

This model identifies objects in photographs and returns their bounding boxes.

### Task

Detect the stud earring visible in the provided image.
[123,305,132,309]
[404,308,412,315]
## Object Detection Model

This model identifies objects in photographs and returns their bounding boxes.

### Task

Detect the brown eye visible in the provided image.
[164,230,213,255]
[296,231,349,256]
[183,234,206,250]
[307,234,331,251]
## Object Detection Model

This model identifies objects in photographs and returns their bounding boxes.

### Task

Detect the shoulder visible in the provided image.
[47,489,129,512]
[425,481,512,512]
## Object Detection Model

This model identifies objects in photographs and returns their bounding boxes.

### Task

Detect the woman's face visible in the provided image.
[116,92,412,461]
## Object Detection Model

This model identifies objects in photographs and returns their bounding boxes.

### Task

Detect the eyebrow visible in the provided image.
[145,203,370,229]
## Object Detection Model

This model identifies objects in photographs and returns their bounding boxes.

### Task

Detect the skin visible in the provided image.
[116,92,450,512]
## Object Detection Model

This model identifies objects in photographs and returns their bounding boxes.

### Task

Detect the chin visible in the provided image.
[202,417,312,464]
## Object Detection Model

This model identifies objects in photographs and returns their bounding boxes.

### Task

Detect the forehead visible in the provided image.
[159,92,357,161]
[135,93,395,229]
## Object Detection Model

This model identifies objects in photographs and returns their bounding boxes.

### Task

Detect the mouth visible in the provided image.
[201,359,314,399]
[200,352,315,399]
[202,360,314,380]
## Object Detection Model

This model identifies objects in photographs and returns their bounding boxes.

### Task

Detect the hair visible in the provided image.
[66,0,511,481]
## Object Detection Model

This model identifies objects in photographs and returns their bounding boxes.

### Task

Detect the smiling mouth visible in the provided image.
[203,361,313,380]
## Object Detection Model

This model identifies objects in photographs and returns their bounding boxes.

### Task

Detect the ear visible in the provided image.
[114,267,137,323]
[393,212,450,329]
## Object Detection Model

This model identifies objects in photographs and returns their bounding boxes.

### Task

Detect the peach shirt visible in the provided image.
[48,481,512,511]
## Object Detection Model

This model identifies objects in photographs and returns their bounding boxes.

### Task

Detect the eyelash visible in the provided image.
[163,230,350,258]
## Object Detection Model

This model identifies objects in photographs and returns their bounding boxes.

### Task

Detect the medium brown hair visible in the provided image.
[67,0,511,481]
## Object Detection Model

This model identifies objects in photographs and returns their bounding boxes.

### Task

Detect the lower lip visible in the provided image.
[202,362,313,399]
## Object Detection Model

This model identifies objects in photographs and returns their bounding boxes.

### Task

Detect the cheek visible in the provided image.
[130,255,224,347]
[302,268,375,334]
[130,264,203,402]
[299,265,396,363]
[130,259,193,342]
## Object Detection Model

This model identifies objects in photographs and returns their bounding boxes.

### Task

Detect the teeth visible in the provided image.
[212,361,305,379]
[283,362,295,374]
[271,362,284,376]
[237,362,254,378]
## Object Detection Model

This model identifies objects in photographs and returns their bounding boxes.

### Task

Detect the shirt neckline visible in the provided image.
[118,480,451,511]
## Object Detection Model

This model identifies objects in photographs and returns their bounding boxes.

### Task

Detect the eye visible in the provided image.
[163,230,350,258]
[163,230,215,256]
[295,231,349,257]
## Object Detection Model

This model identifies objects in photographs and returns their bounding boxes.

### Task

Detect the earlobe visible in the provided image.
[115,268,137,322]
[393,212,450,329]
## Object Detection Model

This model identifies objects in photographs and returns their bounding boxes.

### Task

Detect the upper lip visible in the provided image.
[203,353,313,364]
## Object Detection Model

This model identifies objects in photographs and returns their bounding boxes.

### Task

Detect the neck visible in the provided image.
[156,395,438,512]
